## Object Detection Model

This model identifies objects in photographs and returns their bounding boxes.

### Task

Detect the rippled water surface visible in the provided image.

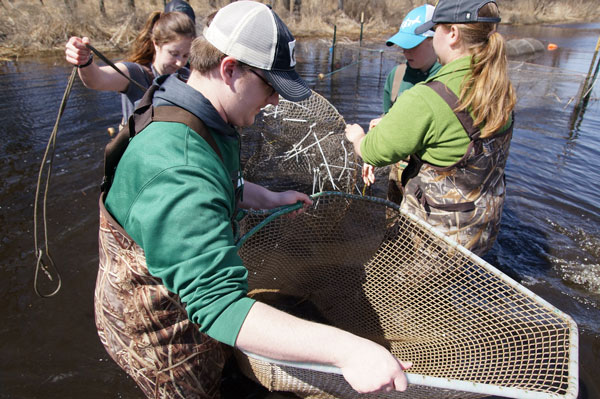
[1,23,599,398]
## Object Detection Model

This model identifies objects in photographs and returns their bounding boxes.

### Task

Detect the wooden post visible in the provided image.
[574,35,600,112]
[359,12,364,47]
[331,25,337,72]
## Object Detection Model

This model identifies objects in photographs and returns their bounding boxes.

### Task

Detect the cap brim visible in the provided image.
[264,69,311,102]
[386,31,426,49]
[414,21,435,35]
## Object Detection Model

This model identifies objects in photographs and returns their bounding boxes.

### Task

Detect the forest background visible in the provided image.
[1,0,599,60]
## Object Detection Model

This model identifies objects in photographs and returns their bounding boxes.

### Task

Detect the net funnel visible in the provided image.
[240,91,359,195]
[235,192,578,399]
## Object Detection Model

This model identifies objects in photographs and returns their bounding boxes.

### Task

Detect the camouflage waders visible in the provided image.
[96,83,231,398]
[400,81,513,256]
[96,194,227,398]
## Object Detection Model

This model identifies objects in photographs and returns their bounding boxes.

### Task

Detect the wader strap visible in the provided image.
[390,64,408,105]
[426,80,481,141]
[402,80,484,213]
[102,81,223,193]
[152,106,223,162]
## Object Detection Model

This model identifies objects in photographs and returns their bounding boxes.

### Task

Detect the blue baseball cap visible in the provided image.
[386,5,435,49]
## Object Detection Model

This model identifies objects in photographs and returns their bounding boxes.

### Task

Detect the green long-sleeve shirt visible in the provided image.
[105,121,255,347]
[362,56,474,167]
[382,62,442,114]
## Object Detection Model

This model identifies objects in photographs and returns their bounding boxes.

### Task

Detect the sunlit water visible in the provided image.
[0,23,599,398]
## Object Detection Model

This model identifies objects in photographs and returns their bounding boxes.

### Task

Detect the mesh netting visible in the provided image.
[234,192,578,399]
[240,90,359,195]
[509,59,591,111]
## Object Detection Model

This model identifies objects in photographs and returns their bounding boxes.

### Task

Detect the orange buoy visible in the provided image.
[547,43,558,51]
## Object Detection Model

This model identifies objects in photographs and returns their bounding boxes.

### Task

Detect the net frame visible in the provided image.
[234,192,579,399]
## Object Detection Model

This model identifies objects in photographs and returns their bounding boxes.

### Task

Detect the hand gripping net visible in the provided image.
[240,91,359,195]
[234,192,578,399]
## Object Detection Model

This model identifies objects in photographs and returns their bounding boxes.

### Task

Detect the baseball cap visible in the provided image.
[203,1,311,102]
[386,5,435,49]
[164,0,196,24]
[415,0,501,35]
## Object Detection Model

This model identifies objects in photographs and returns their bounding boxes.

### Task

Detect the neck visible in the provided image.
[440,47,470,65]
[187,70,229,124]
[420,60,437,73]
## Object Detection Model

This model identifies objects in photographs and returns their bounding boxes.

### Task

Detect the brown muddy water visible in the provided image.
[1,24,599,398]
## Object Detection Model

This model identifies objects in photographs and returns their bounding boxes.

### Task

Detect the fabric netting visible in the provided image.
[234,192,578,399]
[240,90,359,195]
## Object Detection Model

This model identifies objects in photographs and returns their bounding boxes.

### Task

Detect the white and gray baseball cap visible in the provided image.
[204,1,311,101]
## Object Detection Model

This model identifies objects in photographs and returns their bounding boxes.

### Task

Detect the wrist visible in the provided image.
[78,53,93,68]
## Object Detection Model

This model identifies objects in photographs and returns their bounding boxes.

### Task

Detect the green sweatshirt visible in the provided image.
[105,121,255,347]
[362,56,474,167]
[382,61,442,114]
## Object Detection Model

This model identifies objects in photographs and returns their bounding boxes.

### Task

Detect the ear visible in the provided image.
[448,25,461,46]
[220,56,238,87]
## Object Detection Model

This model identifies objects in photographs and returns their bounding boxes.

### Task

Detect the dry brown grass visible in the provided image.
[0,0,598,59]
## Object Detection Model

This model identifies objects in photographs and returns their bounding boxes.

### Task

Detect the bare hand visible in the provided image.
[369,117,382,131]
[338,339,411,393]
[65,36,92,66]
[362,164,375,186]
[345,123,366,144]
[273,190,313,218]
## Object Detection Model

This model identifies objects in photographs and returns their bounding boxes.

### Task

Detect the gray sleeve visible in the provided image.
[120,62,153,122]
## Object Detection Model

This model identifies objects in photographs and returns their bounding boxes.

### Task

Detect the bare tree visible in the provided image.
[99,0,105,16]
[338,0,343,11]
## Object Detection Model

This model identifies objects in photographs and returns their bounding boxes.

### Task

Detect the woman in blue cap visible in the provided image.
[363,4,443,202]
[346,0,516,256]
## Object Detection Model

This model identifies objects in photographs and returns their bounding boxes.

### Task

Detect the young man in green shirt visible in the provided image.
[96,2,411,397]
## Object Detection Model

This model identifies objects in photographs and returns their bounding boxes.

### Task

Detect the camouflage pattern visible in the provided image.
[399,81,513,256]
[386,159,409,205]
[96,195,227,398]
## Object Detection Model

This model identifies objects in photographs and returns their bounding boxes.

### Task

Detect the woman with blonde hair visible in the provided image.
[65,10,196,124]
[346,0,516,256]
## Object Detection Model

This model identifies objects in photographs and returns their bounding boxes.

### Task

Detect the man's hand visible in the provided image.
[337,338,412,393]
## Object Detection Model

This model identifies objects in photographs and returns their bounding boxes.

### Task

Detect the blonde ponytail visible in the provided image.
[454,4,516,138]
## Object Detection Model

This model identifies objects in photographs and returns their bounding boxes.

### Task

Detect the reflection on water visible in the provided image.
[1,23,599,398]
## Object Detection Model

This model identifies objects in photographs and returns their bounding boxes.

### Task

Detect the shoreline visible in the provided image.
[1,0,599,60]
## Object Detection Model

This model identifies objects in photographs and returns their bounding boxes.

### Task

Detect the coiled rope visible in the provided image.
[32,67,77,298]
[33,45,148,297]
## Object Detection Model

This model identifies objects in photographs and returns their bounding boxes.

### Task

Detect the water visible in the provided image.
[1,23,599,398]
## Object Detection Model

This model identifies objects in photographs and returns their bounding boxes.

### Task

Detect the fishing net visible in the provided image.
[240,90,360,195]
[234,192,579,399]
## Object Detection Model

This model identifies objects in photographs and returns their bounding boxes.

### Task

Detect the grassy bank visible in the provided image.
[1,0,599,60]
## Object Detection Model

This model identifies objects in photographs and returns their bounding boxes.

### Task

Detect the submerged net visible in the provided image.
[234,193,578,399]
[240,90,359,195]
